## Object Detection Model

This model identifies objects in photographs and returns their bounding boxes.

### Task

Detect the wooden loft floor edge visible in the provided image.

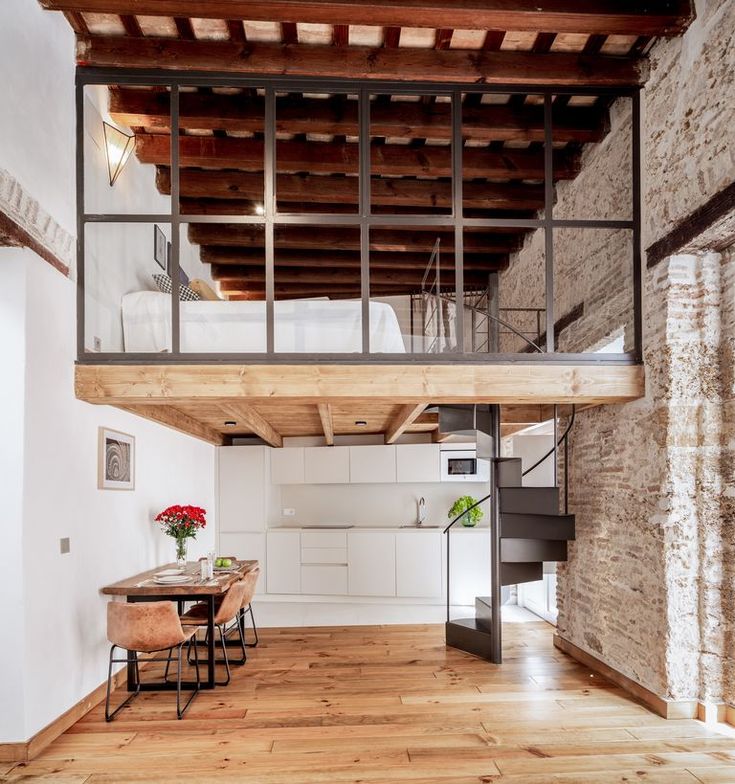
[75,363,645,406]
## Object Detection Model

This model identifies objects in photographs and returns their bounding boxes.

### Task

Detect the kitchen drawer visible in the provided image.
[300,530,348,548]
[301,547,348,565]
[301,565,348,595]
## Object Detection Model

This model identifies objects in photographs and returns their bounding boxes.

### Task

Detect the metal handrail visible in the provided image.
[521,405,576,477]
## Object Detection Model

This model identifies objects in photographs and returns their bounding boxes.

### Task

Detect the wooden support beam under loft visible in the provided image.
[385,404,428,444]
[41,0,695,37]
[318,403,334,446]
[119,404,226,445]
[219,403,283,447]
[76,36,645,86]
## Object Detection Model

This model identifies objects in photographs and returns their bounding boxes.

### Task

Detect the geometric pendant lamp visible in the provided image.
[102,121,136,186]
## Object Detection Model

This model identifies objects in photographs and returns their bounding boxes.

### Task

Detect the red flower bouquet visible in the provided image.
[155,505,207,565]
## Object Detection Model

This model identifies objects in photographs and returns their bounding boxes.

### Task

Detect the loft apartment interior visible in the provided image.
[2,0,735,780]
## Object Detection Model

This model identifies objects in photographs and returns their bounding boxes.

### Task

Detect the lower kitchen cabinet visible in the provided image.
[448,530,491,605]
[301,565,348,595]
[348,531,396,596]
[396,532,442,598]
[266,530,301,594]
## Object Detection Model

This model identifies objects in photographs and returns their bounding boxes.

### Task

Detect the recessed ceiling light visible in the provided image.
[355,420,367,427]
[224,420,237,427]
[254,204,265,216]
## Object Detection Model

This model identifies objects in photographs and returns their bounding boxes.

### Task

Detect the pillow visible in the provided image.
[189,278,221,301]
[152,273,200,302]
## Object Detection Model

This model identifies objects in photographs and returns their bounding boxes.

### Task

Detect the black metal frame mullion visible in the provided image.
[170,85,180,354]
[631,90,643,362]
[543,93,555,354]
[265,88,276,354]
[452,91,464,353]
[359,87,370,354]
[75,78,85,360]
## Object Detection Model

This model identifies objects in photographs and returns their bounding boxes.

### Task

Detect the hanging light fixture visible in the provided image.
[103,121,136,186]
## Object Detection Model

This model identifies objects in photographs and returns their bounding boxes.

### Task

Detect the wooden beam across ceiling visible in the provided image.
[136,133,579,181]
[110,89,606,144]
[76,37,645,86]
[385,403,427,444]
[159,168,546,210]
[219,403,283,447]
[41,0,695,37]
[317,403,334,445]
[120,404,225,445]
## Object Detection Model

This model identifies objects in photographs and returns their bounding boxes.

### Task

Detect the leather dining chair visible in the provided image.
[178,579,250,686]
[105,600,200,721]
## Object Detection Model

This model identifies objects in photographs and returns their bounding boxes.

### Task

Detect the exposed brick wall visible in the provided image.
[501,0,735,705]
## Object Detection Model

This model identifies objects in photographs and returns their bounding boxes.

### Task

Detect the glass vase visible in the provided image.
[175,537,188,568]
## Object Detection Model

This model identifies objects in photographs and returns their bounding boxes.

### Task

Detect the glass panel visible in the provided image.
[552,94,632,221]
[179,86,265,218]
[84,85,170,214]
[276,91,359,214]
[553,227,634,353]
[369,225,456,354]
[180,222,266,352]
[370,93,452,216]
[462,92,546,220]
[274,224,362,353]
[84,222,172,353]
[495,226,548,354]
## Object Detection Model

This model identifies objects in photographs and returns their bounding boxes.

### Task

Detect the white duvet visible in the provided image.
[122,291,406,354]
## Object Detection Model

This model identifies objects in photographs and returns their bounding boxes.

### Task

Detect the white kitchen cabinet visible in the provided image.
[348,531,396,596]
[448,530,491,605]
[301,565,349,595]
[270,447,305,485]
[218,532,267,589]
[217,446,269,532]
[349,445,396,484]
[266,530,301,594]
[396,444,441,483]
[396,532,442,598]
[304,446,350,484]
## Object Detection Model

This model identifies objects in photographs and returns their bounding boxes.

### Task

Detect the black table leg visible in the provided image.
[126,596,136,691]
[206,595,216,688]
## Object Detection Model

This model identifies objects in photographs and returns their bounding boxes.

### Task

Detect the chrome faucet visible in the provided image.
[417,497,426,527]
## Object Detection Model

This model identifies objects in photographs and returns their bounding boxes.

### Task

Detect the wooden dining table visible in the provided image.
[101,559,258,691]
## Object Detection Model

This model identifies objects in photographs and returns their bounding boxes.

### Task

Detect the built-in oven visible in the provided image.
[440,449,490,482]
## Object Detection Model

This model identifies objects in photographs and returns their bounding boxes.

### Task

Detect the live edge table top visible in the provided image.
[101,560,259,597]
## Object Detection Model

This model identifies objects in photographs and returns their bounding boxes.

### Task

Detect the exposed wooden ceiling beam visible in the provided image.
[136,133,578,181]
[226,285,428,299]
[159,168,546,210]
[385,403,427,444]
[219,403,283,447]
[110,89,606,144]
[206,252,506,274]
[42,0,694,37]
[120,404,225,445]
[317,403,334,446]
[189,225,522,254]
[76,36,644,86]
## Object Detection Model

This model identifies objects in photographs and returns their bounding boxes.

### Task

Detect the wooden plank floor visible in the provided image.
[5,621,735,783]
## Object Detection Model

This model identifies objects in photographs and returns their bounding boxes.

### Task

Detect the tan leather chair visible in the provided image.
[105,601,200,721]
[180,579,250,685]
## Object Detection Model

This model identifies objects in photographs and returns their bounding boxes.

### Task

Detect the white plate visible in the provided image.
[155,568,184,578]
[153,574,193,585]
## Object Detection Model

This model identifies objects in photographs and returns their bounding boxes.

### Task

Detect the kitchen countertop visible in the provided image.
[272,525,489,532]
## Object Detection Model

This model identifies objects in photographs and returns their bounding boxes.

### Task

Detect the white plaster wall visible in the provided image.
[14,253,217,739]
[0,0,76,235]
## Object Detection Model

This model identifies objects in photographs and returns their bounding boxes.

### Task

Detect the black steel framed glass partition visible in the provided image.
[76,69,642,364]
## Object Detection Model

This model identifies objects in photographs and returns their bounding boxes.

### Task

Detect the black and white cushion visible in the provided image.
[153,273,200,302]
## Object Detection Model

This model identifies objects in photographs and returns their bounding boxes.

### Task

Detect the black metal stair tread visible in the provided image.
[500,512,576,541]
[446,618,492,635]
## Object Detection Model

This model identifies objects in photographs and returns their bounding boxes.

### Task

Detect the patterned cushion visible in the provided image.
[152,273,200,302]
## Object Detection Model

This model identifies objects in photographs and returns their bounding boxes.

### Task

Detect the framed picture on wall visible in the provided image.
[98,427,135,491]
[154,225,167,271]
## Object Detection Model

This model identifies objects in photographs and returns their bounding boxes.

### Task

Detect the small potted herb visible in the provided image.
[448,495,484,528]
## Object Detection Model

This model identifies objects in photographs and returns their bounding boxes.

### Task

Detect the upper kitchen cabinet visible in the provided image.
[304,446,351,484]
[349,445,397,484]
[217,446,269,533]
[271,447,305,485]
[396,444,441,483]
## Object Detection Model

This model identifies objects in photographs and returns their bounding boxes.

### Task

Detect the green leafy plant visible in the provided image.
[448,495,484,528]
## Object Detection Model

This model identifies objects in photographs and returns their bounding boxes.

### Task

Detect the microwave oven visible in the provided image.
[440,449,490,482]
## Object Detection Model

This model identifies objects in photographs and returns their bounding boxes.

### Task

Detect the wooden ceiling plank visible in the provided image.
[120,404,225,445]
[110,88,606,144]
[76,36,645,86]
[136,133,579,180]
[75,364,646,406]
[219,403,283,447]
[385,403,428,444]
[42,0,695,37]
[317,403,335,445]
[159,167,546,210]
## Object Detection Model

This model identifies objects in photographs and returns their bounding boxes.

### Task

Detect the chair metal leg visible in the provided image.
[105,646,141,722]
[245,604,259,647]
[176,640,200,719]
[222,604,259,648]
[217,624,231,686]
[163,647,174,682]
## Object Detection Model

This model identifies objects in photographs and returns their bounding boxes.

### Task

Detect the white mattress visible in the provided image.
[122,291,406,354]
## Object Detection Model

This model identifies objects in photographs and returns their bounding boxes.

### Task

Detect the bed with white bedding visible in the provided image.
[122,291,406,353]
